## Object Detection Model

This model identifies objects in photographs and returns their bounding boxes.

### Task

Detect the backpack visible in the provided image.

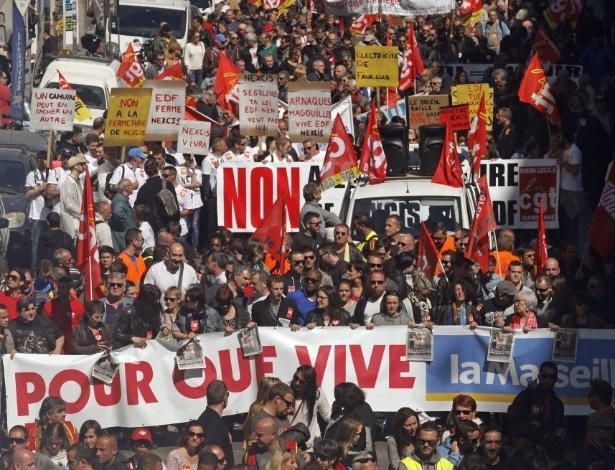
[157,178,180,217]
[104,166,125,200]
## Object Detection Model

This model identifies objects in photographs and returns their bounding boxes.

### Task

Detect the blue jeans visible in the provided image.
[190,208,201,247]
[190,70,204,87]
[31,219,47,269]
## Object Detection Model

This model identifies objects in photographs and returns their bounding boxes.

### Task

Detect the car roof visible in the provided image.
[351,177,466,197]
[0,130,48,153]
[41,57,120,87]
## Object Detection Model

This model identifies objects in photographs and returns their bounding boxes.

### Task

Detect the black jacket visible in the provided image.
[252,297,297,326]
[134,176,179,234]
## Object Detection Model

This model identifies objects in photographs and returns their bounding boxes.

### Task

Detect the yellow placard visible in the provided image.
[355,46,399,88]
[105,88,153,147]
[450,83,494,131]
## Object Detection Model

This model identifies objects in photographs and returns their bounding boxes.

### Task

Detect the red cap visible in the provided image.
[262,24,274,33]
[131,428,153,442]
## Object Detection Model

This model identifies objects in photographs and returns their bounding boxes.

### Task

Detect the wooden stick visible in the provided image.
[46,131,54,168]
[121,146,126,164]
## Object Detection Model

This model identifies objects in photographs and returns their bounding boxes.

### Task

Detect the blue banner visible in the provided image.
[10,3,26,121]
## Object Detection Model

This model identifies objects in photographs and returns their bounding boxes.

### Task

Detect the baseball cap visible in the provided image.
[131,427,153,442]
[215,33,227,42]
[262,24,275,33]
[495,280,516,296]
[128,148,147,159]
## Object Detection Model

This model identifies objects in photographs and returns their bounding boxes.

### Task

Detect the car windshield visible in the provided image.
[111,6,187,40]
[0,160,26,195]
[352,196,462,238]
[45,82,106,110]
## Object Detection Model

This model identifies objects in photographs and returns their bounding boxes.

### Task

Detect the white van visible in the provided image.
[107,0,193,55]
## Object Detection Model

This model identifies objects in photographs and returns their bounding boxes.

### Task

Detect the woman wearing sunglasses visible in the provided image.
[166,420,205,470]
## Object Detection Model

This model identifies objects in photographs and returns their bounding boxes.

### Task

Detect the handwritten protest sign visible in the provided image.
[407,95,449,127]
[451,83,494,130]
[356,46,399,87]
[144,80,185,140]
[30,88,75,131]
[239,74,278,136]
[287,82,331,143]
[177,120,212,154]
[440,104,470,132]
[105,88,152,147]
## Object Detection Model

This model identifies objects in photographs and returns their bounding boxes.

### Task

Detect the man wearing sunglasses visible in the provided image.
[245,383,295,438]
[127,427,154,469]
[352,270,388,326]
[436,420,480,468]
[292,212,325,252]
[299,183,341,237]
[400,421,453,470]
[7,425,58,470]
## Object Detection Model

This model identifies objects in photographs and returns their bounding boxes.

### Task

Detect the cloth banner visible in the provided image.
[323,0,455,16]
[5,327,611,429]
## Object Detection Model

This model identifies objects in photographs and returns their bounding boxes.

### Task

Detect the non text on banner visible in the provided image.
[287,82,332,144]
[30,88,76,132]
[105,88,152,147]
[407,95,450,127]
[239,74,279,136]
[143,80,185,141]
[451,83,494,130]
[177,120,212,154]
[355,46,399,88]
[5,327,612,429]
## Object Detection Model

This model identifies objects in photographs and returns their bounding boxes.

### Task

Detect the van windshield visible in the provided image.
[46,82,106,110]
[351,196,462,238]
[111,5,187,40]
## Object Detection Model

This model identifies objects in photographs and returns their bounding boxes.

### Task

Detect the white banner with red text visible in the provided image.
[5,327,611,429]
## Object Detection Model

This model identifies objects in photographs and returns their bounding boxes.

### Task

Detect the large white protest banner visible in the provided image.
[323,0,455,16]
[287,82,331,143]
[143,80,185,140]
[239,74,278,136]
[177,120,211,154]
[30,88,75,132]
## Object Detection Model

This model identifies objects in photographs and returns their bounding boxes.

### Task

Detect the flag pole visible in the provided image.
[278,193,287,274]
[46,131,54,168]
[490,231,503,278]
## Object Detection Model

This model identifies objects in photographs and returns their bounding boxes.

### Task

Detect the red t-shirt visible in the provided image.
[42,298,85,353]
[0,291,24,320]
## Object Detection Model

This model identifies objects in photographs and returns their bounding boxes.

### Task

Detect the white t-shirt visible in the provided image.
[201,155,223,193]
[139,221,156,250]
[364,293,385,324]
[174,185,196,236]
[560,143,583,191]
[46,167,69,213]
[176,166,204,209]
[25,169,50,221]
[222,150,256,163]
[143,261,199,303]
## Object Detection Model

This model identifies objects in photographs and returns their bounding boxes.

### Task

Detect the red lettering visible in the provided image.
[125,362,157,405]
[255,346,277,383]
[250,167,273,227]
[15,372,46,416]
[219,349,252,393]
[93,375,122,406]
[172,357,217,399]
[334,345,346,385]
[49,370,90,414]
[276,167,301,227]
[388,345,416,389]
[349,345,385,388]
[223,167,247,229]
[295,345,331,387]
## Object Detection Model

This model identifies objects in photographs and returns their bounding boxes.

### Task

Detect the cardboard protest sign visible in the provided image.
[451,83,494,130]
[287,82,332,143]
[239,74,278,136]
[30,88,75,131]
[105,88,152,147]
[143,80,185,140]
[356,47,399,87]
[407,95,449,127]
[440,104,470,132]
[177,120,212,154]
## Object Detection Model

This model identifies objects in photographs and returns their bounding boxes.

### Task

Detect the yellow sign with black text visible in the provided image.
[355,46,399,88]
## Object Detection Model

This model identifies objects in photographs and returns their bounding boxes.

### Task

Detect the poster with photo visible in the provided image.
[552,329,578,363]
[487,329,515,363]
[239,327,263,357]
[92,354,119,384]
[406,328,433,362]
[176,339,204,370]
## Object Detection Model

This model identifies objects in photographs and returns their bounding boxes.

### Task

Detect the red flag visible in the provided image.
[457,0,482,20]
[76,168,103,301]
[534,198,548,277]
[431,123,463,188]
[417,222,439,280]
[319,115,359,192]
[359,102,387,184]
[467,92,487,177]
[543,0,585,29]
[350,14,379,34]
[252,193,286,268]
[518,54,560,125]
[399,24,424,92]
[155,62,184,81]
[533,25,562,65]
[117,43,145,87]
[215,52,240,112]
[588,166,615,261]
[466,175,497,272]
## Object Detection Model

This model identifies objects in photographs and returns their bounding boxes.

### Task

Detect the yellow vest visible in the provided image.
[400,455,454,470]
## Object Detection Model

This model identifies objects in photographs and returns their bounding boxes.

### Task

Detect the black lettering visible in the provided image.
[490,164,505,186]
[507,162,518,186]
[507,200,517,226]
[493,201,507,225]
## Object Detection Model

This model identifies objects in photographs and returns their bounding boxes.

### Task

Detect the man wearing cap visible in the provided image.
[476,280,515,327]
[109,148,148,207]
[575,412,615,469]
[60,154,87,238]
[127,427,154,469]
[203,34,225,77]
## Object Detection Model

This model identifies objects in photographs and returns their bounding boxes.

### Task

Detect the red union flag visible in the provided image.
[251,192,286,267]
[588,166,615,261]
[467,92,487,177]
[76,168,103,301]
[417,222,439,280]
[215,53,240,112]
[534,198,548,278]
[544,0,585,29]
[431,123,463,188]
[533,25,562,65]
[155,62,184,81]
[466,175,497,272]
[518,54,560,125]
[457,0,482,19]
[117,43,145,87]
[319,115,359,192]
[350,14,379,34]
[359,102,387,184]
[399,24,424,92]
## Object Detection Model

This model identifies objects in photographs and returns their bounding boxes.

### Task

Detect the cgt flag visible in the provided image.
[319,115,359,192]
[117,43,145,87]
[467,92,487,178]
[76,168,103,301]
[215,53,240,112]
[251,192,287,269]
[466,175,497,272]
[359,102,387,184]
[58,70,93,122]
[350,14,380,34]
[399,23,424,92]
[431,122,463,188]
[588,166,615,261]
[518,54,560,125]
[417,222,439,280]
[534,198,548,279]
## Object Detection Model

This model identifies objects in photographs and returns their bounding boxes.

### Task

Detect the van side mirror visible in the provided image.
[0,218,9,229]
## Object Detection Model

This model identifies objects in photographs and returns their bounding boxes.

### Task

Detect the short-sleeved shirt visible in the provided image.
[25,169,50,221]
[175,185,196,236]
[8,316,63,354]
[109,163,147,206]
